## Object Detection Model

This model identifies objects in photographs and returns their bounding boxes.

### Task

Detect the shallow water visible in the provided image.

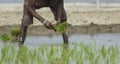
[0,33,120,47]
[23,33,120,47]
[0,33,120,64]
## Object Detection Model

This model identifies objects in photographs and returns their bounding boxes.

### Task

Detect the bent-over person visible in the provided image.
[19,0,68,45]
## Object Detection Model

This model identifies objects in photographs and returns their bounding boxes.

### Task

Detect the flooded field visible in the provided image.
[0,33,120,64]
[0,3,120,64]
[24,33,120,47]
[0,33,120,46]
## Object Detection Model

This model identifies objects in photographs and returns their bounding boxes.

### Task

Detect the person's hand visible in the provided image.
[51,20,62,26]
[52,20,57,26]
[43,20,56,31]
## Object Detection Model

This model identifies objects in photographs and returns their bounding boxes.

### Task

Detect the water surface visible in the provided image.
[23,33,120,47]
[0,33,120,47]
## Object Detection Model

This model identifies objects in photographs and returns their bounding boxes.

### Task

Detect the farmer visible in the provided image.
[19,0,68,45]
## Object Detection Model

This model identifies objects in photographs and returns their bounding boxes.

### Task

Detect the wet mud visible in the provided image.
[0,23,120,36]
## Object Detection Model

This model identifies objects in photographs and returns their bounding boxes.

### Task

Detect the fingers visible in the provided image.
[43,20,56,32]
[48,23,56,32]
[52,21,57,26]
[44,23,53,29]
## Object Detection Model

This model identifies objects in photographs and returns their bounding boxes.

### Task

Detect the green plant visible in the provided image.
[0,33,11,43]
[108,46,119,64]
[17,45,28,64]
[11,27,20,37]
[100,46,109,64]
[10,27,20,42]
[0,43,119,64]
[54,22,68,33]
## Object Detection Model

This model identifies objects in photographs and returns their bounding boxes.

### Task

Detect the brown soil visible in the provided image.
[0,23,120,36]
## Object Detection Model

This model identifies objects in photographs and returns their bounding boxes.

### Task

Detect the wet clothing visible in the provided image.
[22,0,67,26]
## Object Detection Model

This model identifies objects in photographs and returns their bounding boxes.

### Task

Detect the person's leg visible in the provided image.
[61,8,68,45]
[50,7,68,45]
[19,5,33,46]
[19,26,28,45]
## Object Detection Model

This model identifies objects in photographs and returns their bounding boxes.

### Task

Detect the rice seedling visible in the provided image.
[100,46,109,64]
[108,46,119,64]
[54,22,68,33]
[17,45,28,64]
[0,33,11,43]
[11,27,20,37]
[11,27,20,42]
[0,43,119,64]
[0,27,20,43]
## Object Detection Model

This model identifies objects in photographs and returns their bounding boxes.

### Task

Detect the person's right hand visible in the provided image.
[43,20,56,31]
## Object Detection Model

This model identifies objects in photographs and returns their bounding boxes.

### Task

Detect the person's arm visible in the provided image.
[24,0,54,29]
[24,0,45,23]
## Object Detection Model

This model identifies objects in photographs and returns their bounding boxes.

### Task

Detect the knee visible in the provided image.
[20,26,28,30]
